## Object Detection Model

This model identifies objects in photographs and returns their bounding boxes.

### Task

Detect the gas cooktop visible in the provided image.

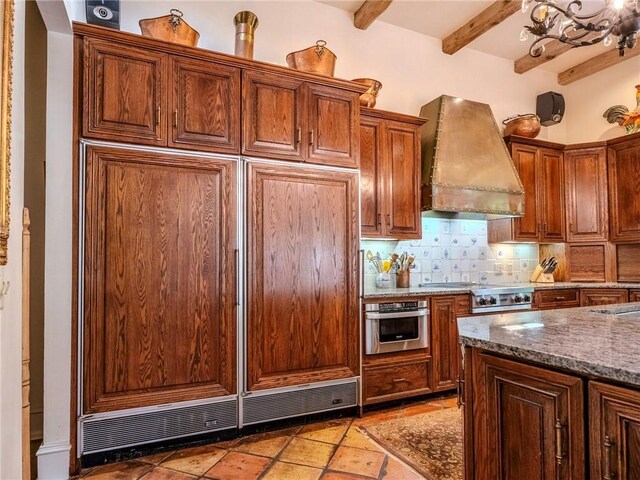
[418,282,534,314]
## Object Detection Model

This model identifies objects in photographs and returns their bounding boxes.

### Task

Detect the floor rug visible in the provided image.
[361,407,464,480]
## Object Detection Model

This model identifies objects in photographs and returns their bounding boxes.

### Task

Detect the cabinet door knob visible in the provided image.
[295,127,301,145]
[377,213,382,227]
[173,110,178,128]
[156,106,161,125]
[386,214,391,227]
[309,130,314,146]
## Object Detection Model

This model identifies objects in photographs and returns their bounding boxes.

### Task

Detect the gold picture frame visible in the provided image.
[0,0,13,265]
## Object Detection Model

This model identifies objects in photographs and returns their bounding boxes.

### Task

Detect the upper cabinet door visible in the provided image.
[385,122,421,239]
[565,147,608,242]
[169,57,240,154]
[83,38,167,146]
[306,83,359,168]
[360,117,384,237]
[242,71,305,162]
[540,148,566,242]
[512,144,542,242]
[83,146,237,414]
[608,140,640,243]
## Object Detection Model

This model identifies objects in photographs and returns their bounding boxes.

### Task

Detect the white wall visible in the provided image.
[37,30,74,480]
[0,0,25,478]
[562,56,640,143]
[112,0,568,142]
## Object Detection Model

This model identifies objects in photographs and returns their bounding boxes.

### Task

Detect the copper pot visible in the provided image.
[286,40,336,77]
[352,78,382,108]
[139,9,200,47]
[502,114,541,138]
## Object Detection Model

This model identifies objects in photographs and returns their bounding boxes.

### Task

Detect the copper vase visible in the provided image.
[233,11,258,59]
[396,270,410,288]
[352,78,382,108]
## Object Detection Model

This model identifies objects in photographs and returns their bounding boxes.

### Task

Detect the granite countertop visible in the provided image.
[457,303,640,387]
[363,281,640,298]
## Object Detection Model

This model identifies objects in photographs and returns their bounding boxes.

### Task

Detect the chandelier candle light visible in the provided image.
[521,0,640,57]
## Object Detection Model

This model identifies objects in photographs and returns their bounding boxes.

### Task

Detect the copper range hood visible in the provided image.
[419,95,524,218]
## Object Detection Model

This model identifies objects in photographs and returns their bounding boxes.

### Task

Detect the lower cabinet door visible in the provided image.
[83,146,237,414]
[631,290,640,302]
[431,297,457,392]
[474,353,585,479]
[590,381,640,480]
[246,162,360,391]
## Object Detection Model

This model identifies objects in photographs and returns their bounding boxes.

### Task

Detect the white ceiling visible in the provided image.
[320,0,622,74]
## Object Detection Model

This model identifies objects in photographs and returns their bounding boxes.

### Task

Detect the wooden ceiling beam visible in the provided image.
[354,0,393,30]
[514,40,573,74]
[442,0,522,55]
[558,47,640,85]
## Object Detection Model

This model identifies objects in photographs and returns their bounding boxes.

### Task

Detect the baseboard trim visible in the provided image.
[36,441,71,480]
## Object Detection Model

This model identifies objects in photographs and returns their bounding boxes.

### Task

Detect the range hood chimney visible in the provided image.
[419,95,524,218]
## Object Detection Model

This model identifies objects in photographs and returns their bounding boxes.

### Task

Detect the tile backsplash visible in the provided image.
[362,217,539,291]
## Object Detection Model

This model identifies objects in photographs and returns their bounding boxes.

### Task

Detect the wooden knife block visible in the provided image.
[529,265,555,283]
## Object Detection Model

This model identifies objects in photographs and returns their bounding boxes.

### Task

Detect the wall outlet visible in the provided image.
[505,262,513,274]
[495,262,504,274]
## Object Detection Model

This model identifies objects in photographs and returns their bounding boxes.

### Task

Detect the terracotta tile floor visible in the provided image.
[80,396,456,480]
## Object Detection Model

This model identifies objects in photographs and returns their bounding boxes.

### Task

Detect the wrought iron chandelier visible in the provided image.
[521,0,640,57]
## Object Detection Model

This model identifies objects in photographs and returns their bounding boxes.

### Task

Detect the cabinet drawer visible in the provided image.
[364,360,431,404]
[580,288,629,307]
[535,288,580,310]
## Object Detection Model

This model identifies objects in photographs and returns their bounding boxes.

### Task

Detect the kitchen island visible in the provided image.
[458,303,640,480]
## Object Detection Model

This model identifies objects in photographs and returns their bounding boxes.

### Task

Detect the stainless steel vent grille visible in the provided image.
[81,399,237,454]
[242,381,357,425]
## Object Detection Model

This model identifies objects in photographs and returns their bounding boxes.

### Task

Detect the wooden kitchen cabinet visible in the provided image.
[488,138,565,243]
[243,71,360,168]
[580,288,629,307]
[363,360,431,405]
[564,145,609,242]
[83,37,243,154]
[246,162,359,391]
[589,381,640,480]
[431,295,468,392]
[608,133,640,243]
[169,56,240,154]
[82,146,237,414]
[535,288,580,310]
[360,109,425,239]
[467,350,585,479]
[83,38,167,146]
[631,290,640,302]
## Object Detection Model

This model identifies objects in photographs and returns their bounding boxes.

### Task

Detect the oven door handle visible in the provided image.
[365,309,429,320]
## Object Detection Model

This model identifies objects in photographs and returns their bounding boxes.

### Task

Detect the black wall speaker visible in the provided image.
[536,91,565,126]
[86,0,120,30]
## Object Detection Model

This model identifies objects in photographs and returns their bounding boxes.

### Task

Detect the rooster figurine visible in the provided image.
[603,85,640,134]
